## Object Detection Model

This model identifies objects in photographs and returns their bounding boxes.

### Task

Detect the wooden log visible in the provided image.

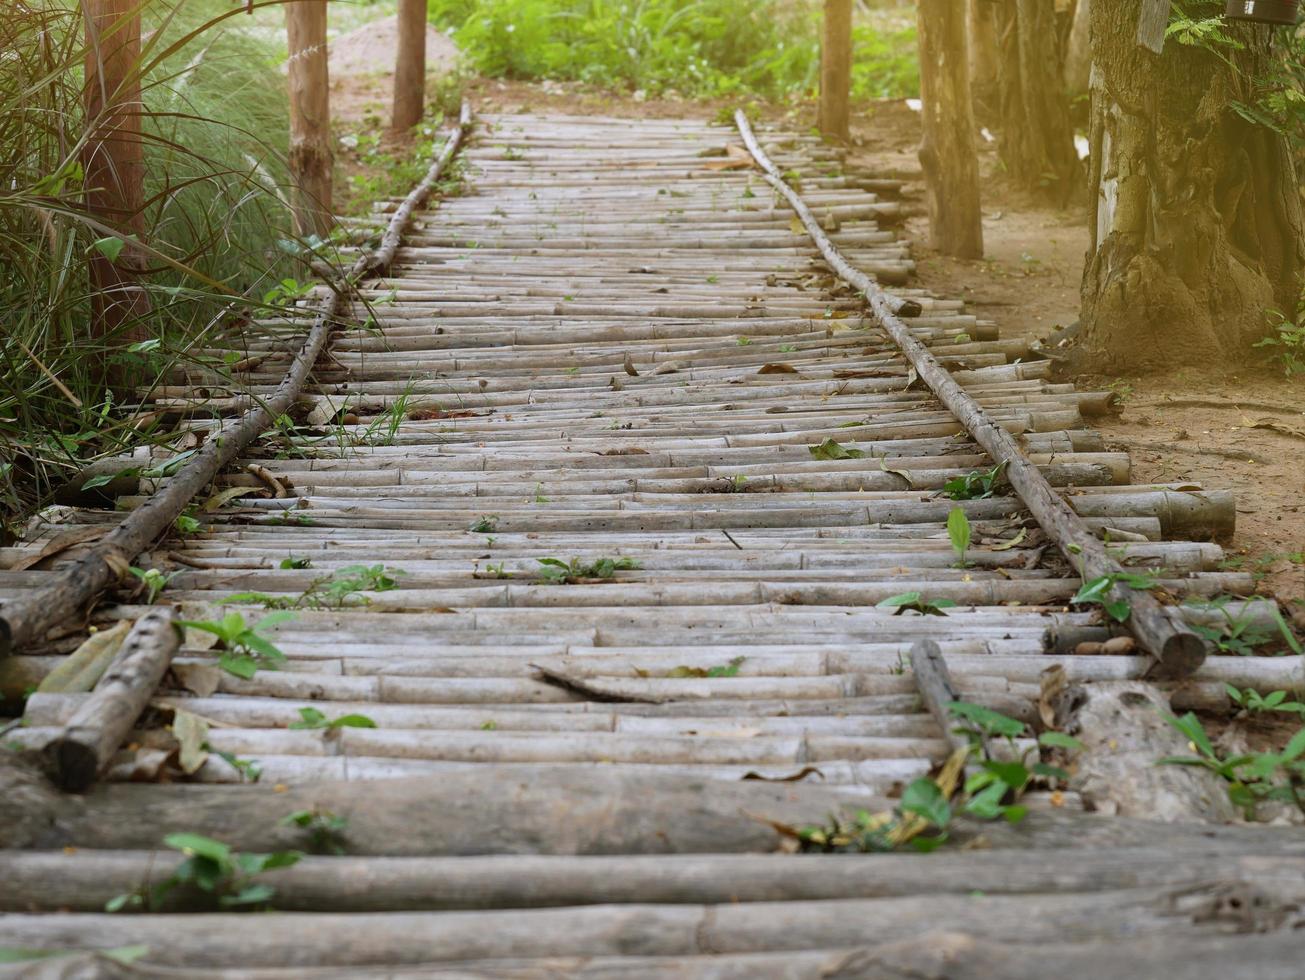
[3,874,1305,969]
[286,0,333,236]
[908,640,964,754]
[391,0,427,131]
[735,111,1210,676]
[40,609,178,793]
[0,758,871,854]
[4,847,1304,914]
[917,0,984,257]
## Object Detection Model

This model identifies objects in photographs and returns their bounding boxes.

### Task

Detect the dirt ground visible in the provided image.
[328,60,1305,622]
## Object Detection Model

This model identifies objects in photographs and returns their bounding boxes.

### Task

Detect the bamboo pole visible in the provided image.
[286,0,333,236]
[391,0,427,132]
[735,111,1209,676]
[818,0,854,141]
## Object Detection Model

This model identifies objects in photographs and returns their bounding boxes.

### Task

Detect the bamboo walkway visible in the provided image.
[2,110,1304,976]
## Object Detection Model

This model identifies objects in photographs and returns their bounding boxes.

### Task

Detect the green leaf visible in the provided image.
[328,713,377,729]
[1071,576,1113,604]
[808,438,865,461]
[877,591,922,608]
[1162,712,1215,759]
[164,833,230,863]
[91,236,126,262]
[981,760,1030,791]
[900,777,951,827]
[1103,599,1132,623]
[1037,731,1085,751]
[1282,729,1305,762]
[946,701,1026,738]
[1001,804,1028,824]
[220,883,276,908]
[289,707,328,730]
[218,652,258,680]
[1031,762,1071,782]
[946,507,970,561]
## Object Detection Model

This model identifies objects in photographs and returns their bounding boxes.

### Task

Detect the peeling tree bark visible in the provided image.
[1079,1,1305,370]
[994,0,1081,202]
[82,0,150,348]
[918,0,985,258]
[286,0,333,237]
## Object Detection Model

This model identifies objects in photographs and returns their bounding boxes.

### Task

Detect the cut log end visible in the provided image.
[1157,632,1208,678]
[44,737,99,794]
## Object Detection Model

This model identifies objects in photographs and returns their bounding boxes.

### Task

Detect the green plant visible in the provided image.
[288,707,377,730]
[1226,685,1305,719]
[280,556,312,570]
[470,515,499,533]
[106,833,300,912]
[281,808,349,855]
[947,508,971,568]
[877,592,957,617]
[178,611,294,679]
[1254,309,1305,378]
[942,462,1007,501]
[1159,712,1305,819]
[1184,595,1302,655]
[229,564,406,611]
[208,747,261,783]
[174,513,203,536]
[1070,571,1160,623]
[536,556,640,584]
[667,656,745,678]
[128,566,174,604]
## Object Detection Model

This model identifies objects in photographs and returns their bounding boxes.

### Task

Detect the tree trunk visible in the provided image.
[918,0,985,258]
[81,0,150,348]
[391,0,427,132]
[286,0,333,237]
[818,0,853,142]
[968,0,1001,117]
[1078,2,1305,370]
[1063,0,1091,96]
[994,0,1081,201]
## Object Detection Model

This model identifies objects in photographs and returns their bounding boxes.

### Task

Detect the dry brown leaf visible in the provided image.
[1039,664,1068,728]
[201,486,262,513]
[170,663,222,697]
[741,766,825,783]
[9,526,107,572]
[756,363,798,375]
[173,709,210,775]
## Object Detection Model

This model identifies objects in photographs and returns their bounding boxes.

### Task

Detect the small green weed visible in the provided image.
[942,462,1007,501]
[106,834,300,912]
[281,808,349,855]
[536,556,640,584]
[128,567,174,604]
[667,656,745,678]
[877,592,957,617]
[1159,712,1305,819]
[179,611,293,679]
[288,707,377,730]
[808,438,865,461]
[947,508,971,568]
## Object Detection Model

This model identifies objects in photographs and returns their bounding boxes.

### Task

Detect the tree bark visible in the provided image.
[917,0,985,258]
[81,0,150,348]
[968,0,1001,117]
[286,0,333,237]
[994,0,1081,201]
[1078,2,1305,370]
[1063,0,1091,96]
[818,0,853,142]
[391,0,427,132]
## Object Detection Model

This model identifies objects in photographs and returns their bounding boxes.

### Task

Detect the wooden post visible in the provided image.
[81,0,150,346]
[286,0,333,237]
[818,0,853,142]
[391,0,427,132]
[917,0,984,258]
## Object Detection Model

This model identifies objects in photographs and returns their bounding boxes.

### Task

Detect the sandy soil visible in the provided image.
[328,70,1305,624]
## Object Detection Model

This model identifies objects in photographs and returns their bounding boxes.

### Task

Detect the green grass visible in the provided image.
[427,0,918,100]
[0,0,303,528]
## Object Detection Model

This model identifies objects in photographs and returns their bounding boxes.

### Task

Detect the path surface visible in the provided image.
[2,111,1303,976]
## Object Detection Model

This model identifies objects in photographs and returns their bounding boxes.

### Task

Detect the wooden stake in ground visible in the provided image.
[818,0,853,142]
[391,0,427,132]
[82,0,150,348]
[286,0,333,236]
[917,0,984,258]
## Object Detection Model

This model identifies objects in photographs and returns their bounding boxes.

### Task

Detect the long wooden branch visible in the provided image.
[41,608,178,792]
[0,103,474,658]
[735,110,1207,676]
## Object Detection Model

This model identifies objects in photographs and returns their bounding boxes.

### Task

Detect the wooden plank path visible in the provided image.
[2,110,1304,975]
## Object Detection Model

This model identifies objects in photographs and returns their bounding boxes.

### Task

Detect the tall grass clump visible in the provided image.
[0,0,301,529]
[428,0,918,100]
